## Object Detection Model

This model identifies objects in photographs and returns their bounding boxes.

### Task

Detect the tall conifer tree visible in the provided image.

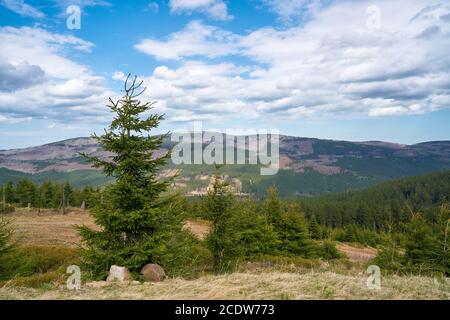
[78,75,182,277]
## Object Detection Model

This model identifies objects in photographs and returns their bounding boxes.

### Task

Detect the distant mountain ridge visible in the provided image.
[0,135,449,196]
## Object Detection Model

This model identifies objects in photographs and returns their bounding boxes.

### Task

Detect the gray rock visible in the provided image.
[140,264,166,282]
[106,265,133,282]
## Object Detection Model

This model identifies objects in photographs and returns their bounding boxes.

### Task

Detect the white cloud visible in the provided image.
[0,114,32,124]
[136,0,450,121]
[367,103,426,117]
[169,0,232,21]
[112,71,126,81]
[0,0,45,18]
[141,61,254,122]
[135,20,240,60]
[0,27,94,80]
[0,26,114,123]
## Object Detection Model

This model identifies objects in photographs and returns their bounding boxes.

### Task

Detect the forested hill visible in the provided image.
[0,135,449,196]
[299,170,450,230]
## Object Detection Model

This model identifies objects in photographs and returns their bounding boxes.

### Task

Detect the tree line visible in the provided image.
[0,179,99,212]
[298,170,449,231]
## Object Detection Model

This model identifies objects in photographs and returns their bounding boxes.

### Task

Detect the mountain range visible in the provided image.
[0,135,449,197]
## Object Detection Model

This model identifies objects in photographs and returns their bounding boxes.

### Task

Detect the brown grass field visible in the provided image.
[1,271,449,300]
[8,208,97,247]
[1,209,449,300]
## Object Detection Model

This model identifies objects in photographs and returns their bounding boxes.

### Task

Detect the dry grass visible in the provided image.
[183,219,212,240]
[0,271,448,300]
[3,210,448,300]
[8,208,97,247]
[11,209,211,246]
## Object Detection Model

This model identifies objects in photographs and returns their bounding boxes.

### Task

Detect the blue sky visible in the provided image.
[0,0,450,149]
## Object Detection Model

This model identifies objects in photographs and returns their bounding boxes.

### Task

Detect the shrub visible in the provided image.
[0,245,80,281]
[217,201,279,265]
[3,270,65,288]
[205,173,235,269]
[373,207,450,276]
[371,242,404,274]
[206,181,280,271]
[273,202,316,257]
[318,240,341,260]
[154,230,213,279]
[331,225,383,247]
[403,213,447,275]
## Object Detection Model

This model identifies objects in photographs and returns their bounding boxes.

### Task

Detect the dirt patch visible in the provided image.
[183,219,212,240]
[336,243,378,261]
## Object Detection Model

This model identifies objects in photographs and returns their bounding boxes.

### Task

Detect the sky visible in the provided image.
[0,0,450,149]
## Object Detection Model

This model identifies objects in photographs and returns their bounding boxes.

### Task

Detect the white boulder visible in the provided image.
[106,265,133,282]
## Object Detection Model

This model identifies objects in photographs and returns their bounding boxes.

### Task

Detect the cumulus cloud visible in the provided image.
[0,0,45,18]
[0,26,113,123]
[135,20,240,60]
[0,61,46,92]
[169,0,232,21]
[146,61,250,118]
[136,0,450,121]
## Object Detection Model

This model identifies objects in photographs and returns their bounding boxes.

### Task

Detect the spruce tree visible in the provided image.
[404,213,441,273]
[16,178,37,207]
[40,180,54,208]
[264,187,283,225]
[216,198,279,263]
[308,214,323,239]
[277,202,314,257]
[205,172,234,270]
[78,75,182,278]
[63,182,74,207]
[4,182,15,204]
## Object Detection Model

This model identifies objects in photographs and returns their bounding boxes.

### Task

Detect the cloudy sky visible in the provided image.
[0,0,449,148]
